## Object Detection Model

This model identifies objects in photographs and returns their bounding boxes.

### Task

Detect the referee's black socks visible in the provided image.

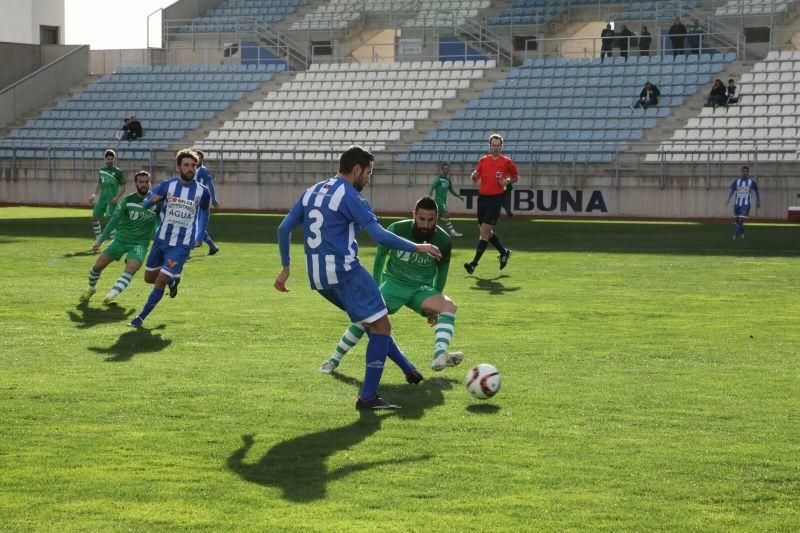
[488,234,507,255]
[471,239,489,265]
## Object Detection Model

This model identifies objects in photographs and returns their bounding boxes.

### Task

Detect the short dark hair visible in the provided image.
[440,162,449,169]
[176,149,199,167]
[104,149,116,159]
[194,149,205,159]
[135,170,150,180]
[489,133,504,145]
[728,79,734,83]
[339,145,374,174]
[415,196,438,214]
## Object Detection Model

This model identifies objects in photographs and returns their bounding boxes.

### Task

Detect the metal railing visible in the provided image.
[519,31,742,61]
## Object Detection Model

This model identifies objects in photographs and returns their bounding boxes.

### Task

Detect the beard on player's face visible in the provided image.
[136,184,150,195]
[412,221,436,241]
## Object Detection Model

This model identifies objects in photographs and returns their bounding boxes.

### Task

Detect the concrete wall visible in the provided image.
[0,0,64,45]
[89,49,166,75]
[0,42,42,88]
[0,45,89,128]
[1,170,797,220]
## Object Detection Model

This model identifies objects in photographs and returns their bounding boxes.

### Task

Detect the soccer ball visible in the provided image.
[465,364,501,400]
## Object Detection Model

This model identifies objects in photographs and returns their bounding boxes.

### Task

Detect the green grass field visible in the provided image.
[1,206,799,530]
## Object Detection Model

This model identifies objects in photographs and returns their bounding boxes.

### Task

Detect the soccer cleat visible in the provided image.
[406,369,424,384]
[208,247,220,256]
[499,249,512,270]
[356,395,401,410]
[102,294,115,305]
[79,289,96,302]
[464,262,476,274]
[127,317,143,328]
[168,277,180,298]
[449,229,462,237]
[732,234,737,240]
[319,359,339,374]
[432,351,465,371]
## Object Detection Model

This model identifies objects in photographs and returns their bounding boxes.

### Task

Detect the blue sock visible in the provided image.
[137,287,164,321]
[204,231,217,249]
[361,333,389,400]
[387,337,415,375]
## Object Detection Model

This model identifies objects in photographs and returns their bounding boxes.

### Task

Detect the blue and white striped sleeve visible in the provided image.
[278,200,304,267]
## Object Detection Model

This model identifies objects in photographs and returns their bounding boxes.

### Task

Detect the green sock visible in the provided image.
[434,312,456,358]
[88,268,101,290]
[106,271,134,299]
[442,218,455,232]
[330,323,366,363]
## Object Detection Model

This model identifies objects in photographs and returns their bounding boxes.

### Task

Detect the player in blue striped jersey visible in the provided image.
[128,149,211,327]
[275,145,442,410]
[194,150,220,255]
[725,165,761,240]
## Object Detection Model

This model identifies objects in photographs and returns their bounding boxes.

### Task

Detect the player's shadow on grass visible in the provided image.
[469,274,521,296]
[227,374,455,502]
[68,302,135,329]
[61,250,95,259]
[89,324,171,362]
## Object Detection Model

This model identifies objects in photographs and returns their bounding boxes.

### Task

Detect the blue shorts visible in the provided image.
[733,205,751,218]
[144,241,191,277]
[317,265,388,324]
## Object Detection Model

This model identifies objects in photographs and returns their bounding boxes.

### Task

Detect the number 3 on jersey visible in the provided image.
[307,209,324,248]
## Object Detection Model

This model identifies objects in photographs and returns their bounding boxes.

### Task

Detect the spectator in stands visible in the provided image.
[116,118,130,141]
[126,115,143,141]
[632,81,660,111]
[706,79,727,108]
[600,24,615,62]
[669,17,687,57]
[687,20,704,55]
[638,26,652,56]
[726,79,739,105]
[616,25,634,61]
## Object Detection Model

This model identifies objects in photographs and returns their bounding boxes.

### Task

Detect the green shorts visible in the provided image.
[379,278,440,316]
[103,239,149,263]
[435,199,449,216]
[92,197,117,219]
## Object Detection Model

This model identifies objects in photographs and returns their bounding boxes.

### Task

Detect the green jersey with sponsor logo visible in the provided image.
[98,192,161,244]
[428,174,459,205]
[373,219,452,292]
[98,165,125,200]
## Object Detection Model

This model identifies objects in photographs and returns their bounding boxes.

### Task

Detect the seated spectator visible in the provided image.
[705,79,727,108]
[126,115,143,141]
[632,81,660,111]
[726,79,738,105]
[116,118,129,140]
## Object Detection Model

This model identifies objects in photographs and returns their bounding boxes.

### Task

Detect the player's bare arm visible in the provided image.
[274,266,290,292]
[416,243,441,261]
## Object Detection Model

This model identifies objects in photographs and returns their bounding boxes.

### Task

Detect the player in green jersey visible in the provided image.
[80,171,160,304]
[428,162,463,237]
[89,149,126,241]
[319,196,463,375]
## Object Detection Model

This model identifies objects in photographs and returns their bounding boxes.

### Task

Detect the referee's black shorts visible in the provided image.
[477,194,505,226]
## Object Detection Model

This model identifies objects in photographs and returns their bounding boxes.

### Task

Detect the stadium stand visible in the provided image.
[401,52,736,164]
[487,2,566,26]
[650,50,800,162]
[714,0,790,16]
[287,0,490,31]
[614,0,700,21]
[177,0,308,33]
[0,64,284,159]
[200,60,496,160]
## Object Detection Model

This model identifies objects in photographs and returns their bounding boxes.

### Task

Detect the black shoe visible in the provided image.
[464,262,476,274]
[406,369,424,385]
[356,395,401,410]
[208,247,220,256]
[169,277,181,298]
[499,249,512,270]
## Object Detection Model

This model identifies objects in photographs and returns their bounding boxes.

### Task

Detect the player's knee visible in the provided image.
[444,299,457,313]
